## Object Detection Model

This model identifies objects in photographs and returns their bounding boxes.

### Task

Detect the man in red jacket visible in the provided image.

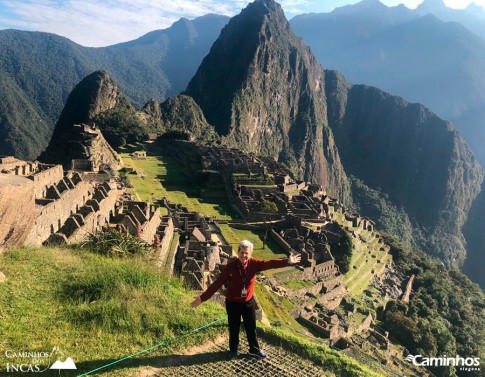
[191,239,301,359]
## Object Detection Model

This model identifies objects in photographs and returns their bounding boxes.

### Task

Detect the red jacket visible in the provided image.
[200,257,289,303]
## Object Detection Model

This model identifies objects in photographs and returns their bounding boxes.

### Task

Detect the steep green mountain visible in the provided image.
[0,76,51,159]
[463,182,485,289]
[38,71,135,166]
[325,72,484,267]
[385,235,485,377]
[186,0,350,203]
[186,0,484,269]
[0,14,228,160]
[290,1,485,166]
[40,71,217,166]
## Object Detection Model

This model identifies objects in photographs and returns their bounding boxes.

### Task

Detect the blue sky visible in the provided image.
[0,0,482,47]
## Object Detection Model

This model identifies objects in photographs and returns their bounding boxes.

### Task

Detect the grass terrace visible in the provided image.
[121,154,236,220]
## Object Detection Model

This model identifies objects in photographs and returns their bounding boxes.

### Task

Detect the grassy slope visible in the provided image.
[0,247,382,377]
[0,247,225,376]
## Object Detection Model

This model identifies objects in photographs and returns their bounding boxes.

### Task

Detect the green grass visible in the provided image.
[254,283,301,329]
[281,279,314,290]
[217,224,288,260]
[122,154,236,220]
[259,326,384,377]
[0,247,225,376]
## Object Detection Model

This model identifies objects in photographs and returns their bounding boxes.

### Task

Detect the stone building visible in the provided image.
[117,201,162,244]
[0,157,124,248]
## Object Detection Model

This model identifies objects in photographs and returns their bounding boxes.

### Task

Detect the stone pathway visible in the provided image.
[137,335,334,377]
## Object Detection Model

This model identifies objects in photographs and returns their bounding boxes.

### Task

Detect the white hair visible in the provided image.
[238,240,253,252]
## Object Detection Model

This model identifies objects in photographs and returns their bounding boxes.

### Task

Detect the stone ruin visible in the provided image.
[0,155,171,255]
[70,123,123,173]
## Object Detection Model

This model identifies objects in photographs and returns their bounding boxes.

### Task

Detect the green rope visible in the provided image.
[76,316,227,377]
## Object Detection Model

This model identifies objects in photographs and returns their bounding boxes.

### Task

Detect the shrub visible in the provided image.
[255,200,279,213]
[81,228,151,257]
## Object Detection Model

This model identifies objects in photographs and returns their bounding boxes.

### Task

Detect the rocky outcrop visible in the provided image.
[51,70,122,141]
[158,95,218,141]
[39,71,126,167]
[186,0,351,203]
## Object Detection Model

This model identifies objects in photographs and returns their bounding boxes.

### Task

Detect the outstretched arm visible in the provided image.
[254,251,301,272]
[190,265,229,309]
[190,296,202,308]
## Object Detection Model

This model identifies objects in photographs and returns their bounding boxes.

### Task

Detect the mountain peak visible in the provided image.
[53,70,121,135]
[334,0,387,14]
[240,0,286,23]
[416,0,447,13]
[186,0,351,202]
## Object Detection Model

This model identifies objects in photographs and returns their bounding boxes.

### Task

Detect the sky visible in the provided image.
[0,0,483,47]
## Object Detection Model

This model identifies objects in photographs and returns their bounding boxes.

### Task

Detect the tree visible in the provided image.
[333,231,353,274]
[255,200,279,213]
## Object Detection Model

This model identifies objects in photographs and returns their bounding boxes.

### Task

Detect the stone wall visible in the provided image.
[140,206,161,244]
[270,229,293,255]
[156,217,174,267]
[0,156,28,171]
[24,180,93,246]
[0,174,36,250]
[297,314,331,338]
[72,159,94,171]
[66,183,120,243]
[28,165,64,198]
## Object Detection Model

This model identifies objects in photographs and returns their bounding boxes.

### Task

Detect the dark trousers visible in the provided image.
[225,298,260,353]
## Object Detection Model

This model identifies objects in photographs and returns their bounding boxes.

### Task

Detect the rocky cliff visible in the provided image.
[186,0,484,268]
[325,71,484,266]
[186,0,350,203]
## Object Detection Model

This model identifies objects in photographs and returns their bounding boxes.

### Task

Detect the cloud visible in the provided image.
[0,0,483,46]
[0,0,261,46]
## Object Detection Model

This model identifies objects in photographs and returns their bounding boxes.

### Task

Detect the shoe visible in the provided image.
[248,349,267,359]
[228,351,238,360]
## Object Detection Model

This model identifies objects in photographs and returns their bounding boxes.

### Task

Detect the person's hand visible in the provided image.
[191,296,202,309]
[288,252,301,265]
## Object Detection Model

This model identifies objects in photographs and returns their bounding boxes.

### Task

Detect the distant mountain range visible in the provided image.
[0,14,228,160]
[4,0,485,167]
[290,0,485,165]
